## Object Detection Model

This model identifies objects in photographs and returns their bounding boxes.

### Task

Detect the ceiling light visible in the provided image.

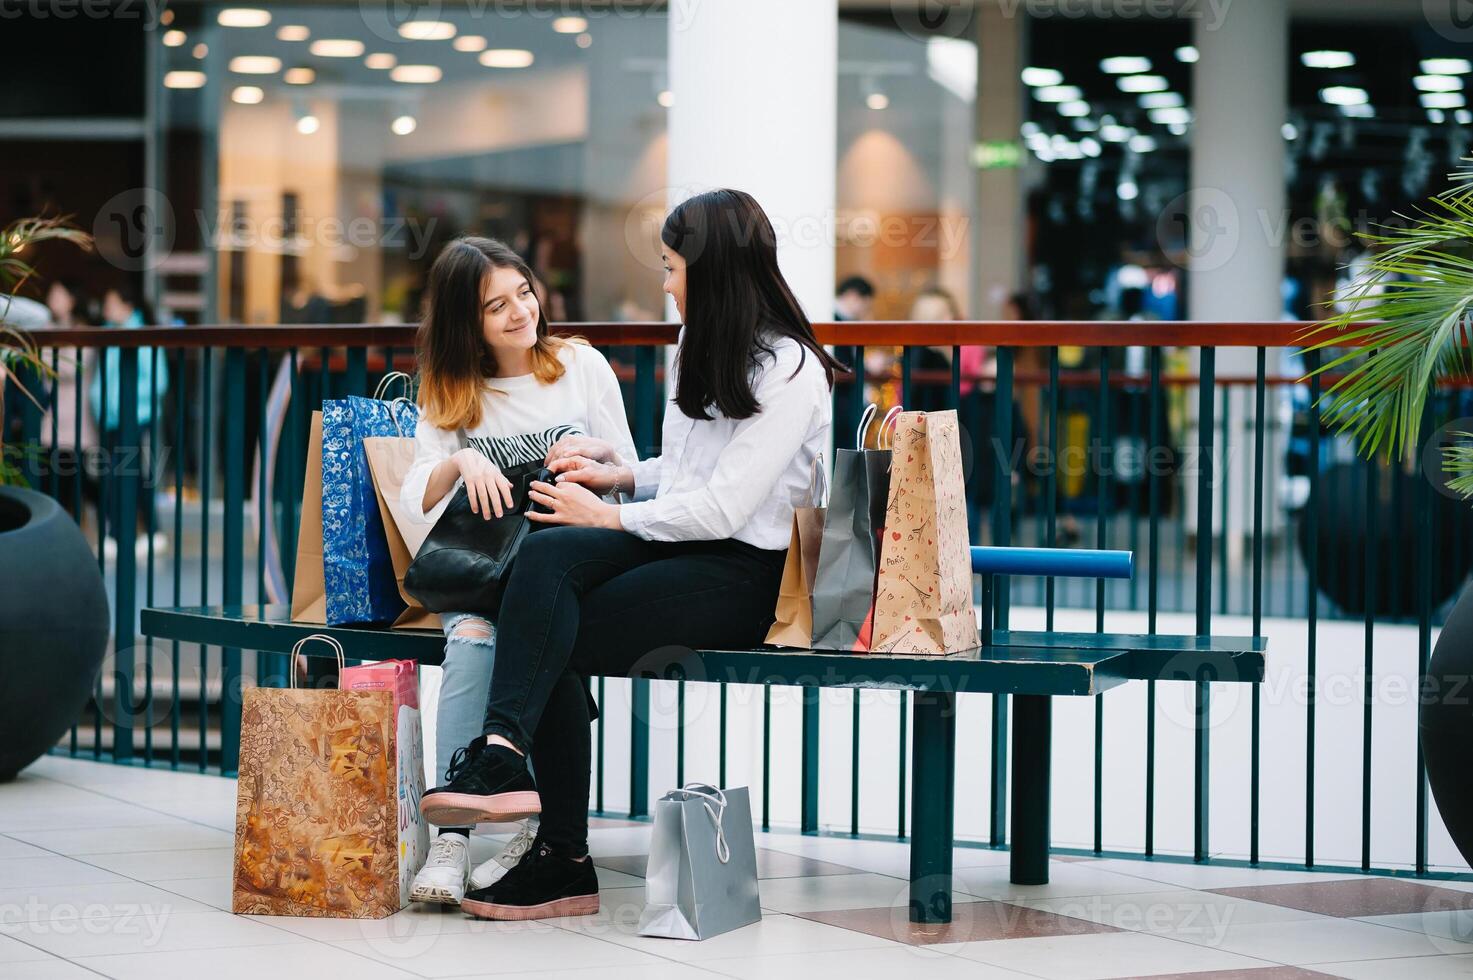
[284,67,315,85]
[1282,122,1298,140]
[1138,92,1183,109]
[480,49,534,68]
[310,39,365,58]
[1168,121,1189,135]
[576,33,593,49]
[1415,74,1464,92]
[1423,58,1473,75]
[1079,137,1101,157]
[1021,67,1063,87]
[1100,124,1132,142]
[1058,100,1091,117]
[1302,50,1355,69]
[553,16,587,33]
[1429,108,1448,123]
[1035,85,1082,103]
[1459,109,1473,124]
[1148,107,1192,125]
[1341,103,1376,118]
[217,8,270,28]
[1319,85,1369,106]
[398,21,456,41]
[229,56,281,74]
[192,43,208,59]
[164,71,206,89]
[391,64,442,84]
[1100,56,1151,74]
[1421,92,1467,108]
[1128,134,1157,153]
[1072,117,1099,132]
[1117,179,1139,201]
[453,35,488,52]
[365,53,397,70]
[296,115,320,135]
[1175,45,1199,63]
[163,30,185,47]
[231,85,264,105]
[277,25,309,42]
[660,90,677,108]
[1117,75,1168,93]
[391,115,417,136]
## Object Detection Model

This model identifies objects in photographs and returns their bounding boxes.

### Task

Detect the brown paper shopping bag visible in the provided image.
[765,457,827,648]
[871,410,981,655]
[289,411,327,623]
[232,635,430,918]
[363,435,440,631]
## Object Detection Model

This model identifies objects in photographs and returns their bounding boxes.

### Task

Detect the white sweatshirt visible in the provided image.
[400,342,638,530]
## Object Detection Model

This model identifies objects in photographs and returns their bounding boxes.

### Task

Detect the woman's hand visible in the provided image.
[546,455,633,496]
[526,478,622,530]
[452,448,514,520]
[545,434,620,466]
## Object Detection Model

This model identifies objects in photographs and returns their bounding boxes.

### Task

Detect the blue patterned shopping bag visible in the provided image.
[320,393,419,625]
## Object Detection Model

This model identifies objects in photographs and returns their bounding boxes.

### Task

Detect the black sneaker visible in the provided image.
[460,838,599,920]
[420,740,541,827]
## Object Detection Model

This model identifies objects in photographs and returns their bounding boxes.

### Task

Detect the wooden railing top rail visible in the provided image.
[21,320,1338,349]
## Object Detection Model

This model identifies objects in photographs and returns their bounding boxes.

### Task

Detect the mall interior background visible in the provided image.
[8,0,1473,872]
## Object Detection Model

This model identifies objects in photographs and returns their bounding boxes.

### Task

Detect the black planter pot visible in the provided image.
[0,487,110,779]
[1298,463,1473,617]
[1423,583,1473,866]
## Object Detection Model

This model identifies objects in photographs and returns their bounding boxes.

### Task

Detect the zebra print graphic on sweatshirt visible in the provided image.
[467,424,582,471]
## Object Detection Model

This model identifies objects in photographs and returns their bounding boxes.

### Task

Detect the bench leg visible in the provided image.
[909,689,956,924]
[1010,693,1052,885]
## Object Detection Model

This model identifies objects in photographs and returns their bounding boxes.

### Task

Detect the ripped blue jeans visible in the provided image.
[435,611,498,832]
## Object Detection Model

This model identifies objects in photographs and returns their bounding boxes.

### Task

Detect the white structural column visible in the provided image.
[666,0,838,319]
[974,2,1026,318]
[1186,3,1288,569]
[1188,3,1288,322]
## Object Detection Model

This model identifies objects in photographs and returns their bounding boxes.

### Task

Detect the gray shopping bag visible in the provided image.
[637,785,760,941]
[810,405,898,650]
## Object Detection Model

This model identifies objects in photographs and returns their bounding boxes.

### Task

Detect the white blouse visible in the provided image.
[619,334,832,551]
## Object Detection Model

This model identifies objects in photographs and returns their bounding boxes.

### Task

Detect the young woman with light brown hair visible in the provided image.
[398,236,636,905]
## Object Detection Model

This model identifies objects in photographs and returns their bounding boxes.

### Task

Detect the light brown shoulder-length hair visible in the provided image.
[416,236,571,431]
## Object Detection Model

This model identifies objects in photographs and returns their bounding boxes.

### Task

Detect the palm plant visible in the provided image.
[1305,160,1473,483]
[0,216,93,485]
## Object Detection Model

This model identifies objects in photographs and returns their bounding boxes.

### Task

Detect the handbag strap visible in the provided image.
[289,634,346,690]
[672,783,732,864]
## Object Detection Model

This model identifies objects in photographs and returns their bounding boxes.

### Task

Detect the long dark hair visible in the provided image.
[416,236,569,430]
[661,189,841,421]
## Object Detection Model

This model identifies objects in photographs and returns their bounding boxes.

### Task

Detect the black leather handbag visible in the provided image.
[403,461,556,617]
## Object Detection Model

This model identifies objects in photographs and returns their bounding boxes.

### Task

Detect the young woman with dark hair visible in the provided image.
[398,236,636,905]
[421,188,842,920]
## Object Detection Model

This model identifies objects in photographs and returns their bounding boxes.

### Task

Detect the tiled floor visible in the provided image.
[1,758,1470,979]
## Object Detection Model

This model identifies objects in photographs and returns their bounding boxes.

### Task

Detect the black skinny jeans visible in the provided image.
[482,526,787,855]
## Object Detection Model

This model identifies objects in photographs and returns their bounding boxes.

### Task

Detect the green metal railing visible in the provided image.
[16,320,1472,876]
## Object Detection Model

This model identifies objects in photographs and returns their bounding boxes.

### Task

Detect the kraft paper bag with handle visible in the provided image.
[871,410,981,655]
[764,455,828,648]
[289,411,327,623]
[363,433,441,631]
[232,634,430,918]
[810,405,901,651]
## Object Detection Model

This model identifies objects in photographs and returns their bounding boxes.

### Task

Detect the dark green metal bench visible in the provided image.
[140,601,1264,925]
